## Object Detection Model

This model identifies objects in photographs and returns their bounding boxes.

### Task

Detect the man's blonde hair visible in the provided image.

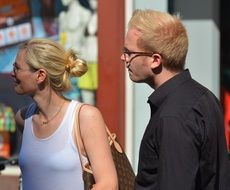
[128,9,188,71]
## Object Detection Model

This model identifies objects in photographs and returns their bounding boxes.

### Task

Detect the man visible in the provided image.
[121,9,230,190]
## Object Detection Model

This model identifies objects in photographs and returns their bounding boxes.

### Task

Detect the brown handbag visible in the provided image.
[74,103,135,190]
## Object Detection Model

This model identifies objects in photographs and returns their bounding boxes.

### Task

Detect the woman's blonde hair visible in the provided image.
[129,9,188,71]
[19,38,88,92]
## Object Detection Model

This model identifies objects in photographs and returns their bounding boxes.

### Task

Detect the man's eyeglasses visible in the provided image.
[123,48,153,62]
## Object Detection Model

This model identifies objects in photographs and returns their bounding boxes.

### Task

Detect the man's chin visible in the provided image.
[130,78,143,83]
[128,73,146,83]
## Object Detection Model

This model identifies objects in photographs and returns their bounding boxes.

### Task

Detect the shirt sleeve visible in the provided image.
[157,115,203,190]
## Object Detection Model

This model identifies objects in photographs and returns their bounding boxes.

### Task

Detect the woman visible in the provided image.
[12,38,118,190]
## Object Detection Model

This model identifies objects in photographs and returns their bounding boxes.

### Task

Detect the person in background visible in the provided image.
[12,38,118,190]
[121,9,230,190]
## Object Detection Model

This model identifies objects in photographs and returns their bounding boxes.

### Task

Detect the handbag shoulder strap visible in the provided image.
[74,103,93,174]
[106,127,123,153]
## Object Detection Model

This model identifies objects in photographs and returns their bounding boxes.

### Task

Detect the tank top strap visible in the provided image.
[67,100,81,135]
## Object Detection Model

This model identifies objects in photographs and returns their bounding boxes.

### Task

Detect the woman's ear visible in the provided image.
[150,53,162,69]
[36,69,47,84]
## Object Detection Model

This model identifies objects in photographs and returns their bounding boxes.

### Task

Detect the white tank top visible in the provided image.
[19,100,84,190]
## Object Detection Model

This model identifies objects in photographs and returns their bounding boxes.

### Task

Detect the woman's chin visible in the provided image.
[14,86,24,95]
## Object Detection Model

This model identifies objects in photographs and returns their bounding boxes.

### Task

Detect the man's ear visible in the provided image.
[36,69,47,84]
[150,53,162,69]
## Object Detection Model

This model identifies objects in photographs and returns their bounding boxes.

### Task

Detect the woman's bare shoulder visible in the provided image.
[76,103,105,131]
[79,104,101,117]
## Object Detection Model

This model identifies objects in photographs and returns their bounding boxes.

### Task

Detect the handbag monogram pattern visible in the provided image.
[107,129,135,189]
[74,103,135,190]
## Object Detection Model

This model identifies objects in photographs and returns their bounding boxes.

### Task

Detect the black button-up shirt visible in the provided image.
[135,69,230,190]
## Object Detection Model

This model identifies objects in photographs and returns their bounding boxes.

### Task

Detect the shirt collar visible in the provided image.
[148,69,192,108]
